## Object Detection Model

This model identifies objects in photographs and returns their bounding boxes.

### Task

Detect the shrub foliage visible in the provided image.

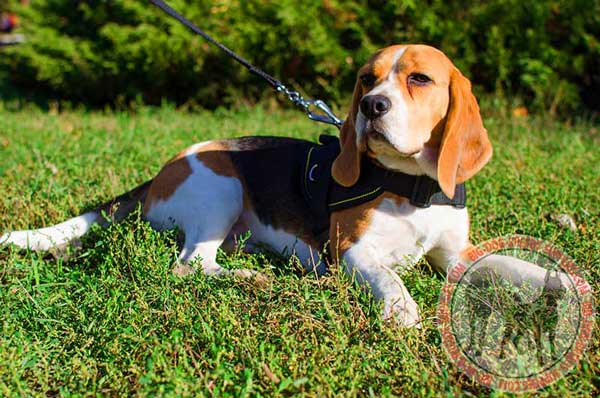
[2,0,599,114]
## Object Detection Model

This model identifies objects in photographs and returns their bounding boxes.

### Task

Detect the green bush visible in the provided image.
[2,0,599,115]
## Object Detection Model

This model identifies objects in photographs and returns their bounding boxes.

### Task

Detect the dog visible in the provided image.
[1,44,496,327]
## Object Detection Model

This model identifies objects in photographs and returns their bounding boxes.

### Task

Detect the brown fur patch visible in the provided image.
[144,141,242,214]
[143,148,193,213]
[194,141,238,179]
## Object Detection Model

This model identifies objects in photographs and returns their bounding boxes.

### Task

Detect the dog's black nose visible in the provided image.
[360,95,391,120]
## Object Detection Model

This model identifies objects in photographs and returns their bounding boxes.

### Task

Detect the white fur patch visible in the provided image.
[241,211,325,274]
[341,197,470,326]
[345,197,469,272]
[145,144,243,232]
[1,211,98,251]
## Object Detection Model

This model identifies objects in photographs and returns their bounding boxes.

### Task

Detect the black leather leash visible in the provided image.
[149,0,344,128]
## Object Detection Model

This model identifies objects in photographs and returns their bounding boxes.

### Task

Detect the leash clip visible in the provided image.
[306,99,344,128]
[277,85,344,129]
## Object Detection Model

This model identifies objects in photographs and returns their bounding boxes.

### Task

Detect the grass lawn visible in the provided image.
[0,103,598,397]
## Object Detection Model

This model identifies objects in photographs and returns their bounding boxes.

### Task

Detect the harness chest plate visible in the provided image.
[301,135,466,236]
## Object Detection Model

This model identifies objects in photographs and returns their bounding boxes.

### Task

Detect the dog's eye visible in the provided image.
[408,73,433,86]
[360,73,377,87]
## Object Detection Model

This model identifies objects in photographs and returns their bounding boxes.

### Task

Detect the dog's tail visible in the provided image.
[0,180,152,251]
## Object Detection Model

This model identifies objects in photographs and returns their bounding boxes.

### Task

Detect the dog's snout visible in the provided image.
[360,95,391,120]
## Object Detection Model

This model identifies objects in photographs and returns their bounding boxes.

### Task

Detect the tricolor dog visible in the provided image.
[1,44,560,327]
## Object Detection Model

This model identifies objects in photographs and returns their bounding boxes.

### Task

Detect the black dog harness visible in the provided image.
[301,135,466,237]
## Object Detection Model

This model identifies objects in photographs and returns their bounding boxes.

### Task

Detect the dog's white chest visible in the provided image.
[345,198,470,272]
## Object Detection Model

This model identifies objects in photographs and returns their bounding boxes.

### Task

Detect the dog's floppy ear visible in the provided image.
[437,69,492,198]
[332,80,365,187]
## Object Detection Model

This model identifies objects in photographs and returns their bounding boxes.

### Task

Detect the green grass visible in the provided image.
[0,103,598,397]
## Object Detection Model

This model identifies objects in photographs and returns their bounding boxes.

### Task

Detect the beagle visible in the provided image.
[1,44,496,327]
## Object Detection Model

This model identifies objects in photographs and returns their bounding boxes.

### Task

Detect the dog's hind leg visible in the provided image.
[144,145,266,282]
[173,232,231,277]
[146,179,250,278]
[171,217,267,282]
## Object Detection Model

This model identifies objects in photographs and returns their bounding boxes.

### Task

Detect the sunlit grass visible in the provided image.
[0,104,598,397]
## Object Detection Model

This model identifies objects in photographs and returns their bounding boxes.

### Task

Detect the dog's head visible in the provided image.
[332,44,492,198]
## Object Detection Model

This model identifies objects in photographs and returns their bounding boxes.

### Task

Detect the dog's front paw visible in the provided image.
[383,298,422,328]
